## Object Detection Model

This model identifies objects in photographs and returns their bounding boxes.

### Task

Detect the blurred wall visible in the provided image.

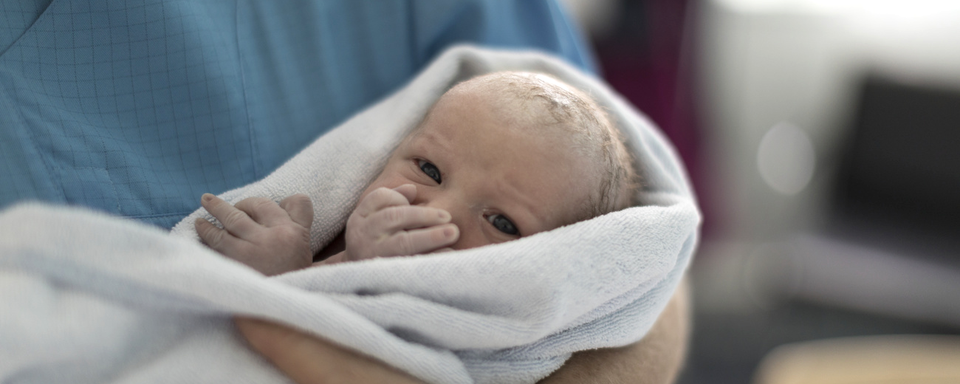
[697,0,960,241]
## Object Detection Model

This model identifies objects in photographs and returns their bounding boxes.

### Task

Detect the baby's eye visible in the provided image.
[487,214,519,236]
[418,159,442,184]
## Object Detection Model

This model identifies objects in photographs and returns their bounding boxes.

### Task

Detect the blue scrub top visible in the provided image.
[0,0,595,228]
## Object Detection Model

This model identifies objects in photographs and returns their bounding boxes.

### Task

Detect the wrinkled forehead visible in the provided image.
[446,74,568,124]
[412,85,582,152]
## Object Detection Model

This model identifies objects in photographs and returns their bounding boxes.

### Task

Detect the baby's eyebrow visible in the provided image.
[493,181,546,231]
[418,131,444,147]
[414,131,455,160]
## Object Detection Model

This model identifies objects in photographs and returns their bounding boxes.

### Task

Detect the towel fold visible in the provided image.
[0,45,699,384]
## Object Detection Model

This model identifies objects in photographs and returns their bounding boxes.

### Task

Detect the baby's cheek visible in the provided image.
[366,168,413,192]
[357,179,394,202]
[448,224,490,251]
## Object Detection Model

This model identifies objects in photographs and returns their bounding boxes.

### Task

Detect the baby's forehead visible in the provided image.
[413,73,610,164]
[442,78,589,131]
[413,99,581,157]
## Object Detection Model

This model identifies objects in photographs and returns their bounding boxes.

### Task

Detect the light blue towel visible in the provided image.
[0,46,699,384]
[0,0,593,228]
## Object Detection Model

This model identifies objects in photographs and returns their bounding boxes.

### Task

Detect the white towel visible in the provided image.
[0,46,700,384]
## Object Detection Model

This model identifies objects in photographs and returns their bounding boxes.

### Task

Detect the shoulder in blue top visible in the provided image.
[0,0,596,228]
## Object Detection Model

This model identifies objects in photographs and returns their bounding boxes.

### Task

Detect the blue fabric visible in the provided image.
[0,0,595,229]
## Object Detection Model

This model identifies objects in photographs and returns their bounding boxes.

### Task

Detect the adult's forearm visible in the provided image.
[540,278,691,384]
[235,278,691,384]
[234,318,425,384]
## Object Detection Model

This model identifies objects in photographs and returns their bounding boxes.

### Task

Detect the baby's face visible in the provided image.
[357,87,601,251]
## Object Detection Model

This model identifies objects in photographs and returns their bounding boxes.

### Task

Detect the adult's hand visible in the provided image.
[234,279,690,384]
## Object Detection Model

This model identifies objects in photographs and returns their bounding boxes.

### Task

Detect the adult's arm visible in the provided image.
[539,278,691,384]
[235,278,690,384]
[234,318,425,384]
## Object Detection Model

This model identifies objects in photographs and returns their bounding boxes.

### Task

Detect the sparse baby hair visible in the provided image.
[445,71,639,219]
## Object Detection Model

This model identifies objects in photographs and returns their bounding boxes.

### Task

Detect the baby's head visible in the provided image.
[360,71,638,250]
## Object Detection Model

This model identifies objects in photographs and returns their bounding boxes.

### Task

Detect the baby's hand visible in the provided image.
[196,194,313,276]
[342,184,458,262]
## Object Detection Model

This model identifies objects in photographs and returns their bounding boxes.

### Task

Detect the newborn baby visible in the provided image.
[195,71,638,275]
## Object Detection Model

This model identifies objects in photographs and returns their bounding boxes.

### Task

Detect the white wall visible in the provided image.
[697,0,960,241]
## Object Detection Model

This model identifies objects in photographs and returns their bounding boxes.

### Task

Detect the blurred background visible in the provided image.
[560,0,960,382]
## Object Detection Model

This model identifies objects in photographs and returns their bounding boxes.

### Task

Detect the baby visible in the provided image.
[195,72,638,275]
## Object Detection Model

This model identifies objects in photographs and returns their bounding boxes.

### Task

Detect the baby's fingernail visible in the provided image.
[443,225,457,238]
[202,193,213,203]
[438,210,450,220]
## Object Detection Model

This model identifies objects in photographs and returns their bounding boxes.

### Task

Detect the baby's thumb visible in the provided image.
[279,194,314,228]
[392,184,417,204]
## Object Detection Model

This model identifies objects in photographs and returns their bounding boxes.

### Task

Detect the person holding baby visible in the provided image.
[197,72,689,383]
[0,1,690,381]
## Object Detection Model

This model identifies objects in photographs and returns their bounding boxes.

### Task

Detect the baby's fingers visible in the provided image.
[235,197,288,227]
[370,206,451,233]
[279,194,313,228]
[382,224,459,256]
[201,193,258,238]
[354,185,417,218]
[196,217,245,255]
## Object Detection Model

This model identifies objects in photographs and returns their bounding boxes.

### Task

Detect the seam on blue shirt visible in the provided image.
[235,0,259,179]
[13,87,67,202]
[129,211,193,220]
